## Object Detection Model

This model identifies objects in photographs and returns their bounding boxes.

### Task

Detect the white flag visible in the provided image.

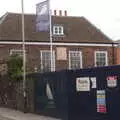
[36,0,50,32]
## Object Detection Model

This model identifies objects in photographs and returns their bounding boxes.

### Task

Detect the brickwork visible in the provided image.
[0,44,117,72]
[116,47,120,64]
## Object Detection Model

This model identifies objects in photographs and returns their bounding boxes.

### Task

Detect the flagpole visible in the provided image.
[49,0,53,72]
[21,0,26,112]
[36,0,52,71]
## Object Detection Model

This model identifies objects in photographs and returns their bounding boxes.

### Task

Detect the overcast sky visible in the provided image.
[0,0,120,40]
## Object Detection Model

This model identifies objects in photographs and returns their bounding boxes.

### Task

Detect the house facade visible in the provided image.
[0,12,117,73]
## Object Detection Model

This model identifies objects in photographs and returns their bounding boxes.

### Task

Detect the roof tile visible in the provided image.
[0,12,112,43]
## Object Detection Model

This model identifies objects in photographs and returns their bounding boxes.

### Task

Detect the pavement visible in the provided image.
[0,107,61,120]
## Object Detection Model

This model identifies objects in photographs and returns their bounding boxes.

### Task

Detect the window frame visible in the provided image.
[53,25,64,35]
[9,49,24,57]
[68,50,83,69]
[40,50,55,72]
[95,51,108,67]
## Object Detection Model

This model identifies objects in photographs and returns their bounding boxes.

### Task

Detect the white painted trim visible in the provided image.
[0,12,9,24]
[68,51,71,69]
[69,50,82,69]
[40,50,43,71]
[95,51,108,67]
[53,25,64,35]
[106,51,108,66]
[9,49,24,55]
[0,41,116,47]
[94,52,96,67]
[81,52,83,68]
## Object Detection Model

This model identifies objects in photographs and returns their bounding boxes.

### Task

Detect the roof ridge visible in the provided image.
[52,15,84,18]
[7,12,35,16]
[6,12,84,18]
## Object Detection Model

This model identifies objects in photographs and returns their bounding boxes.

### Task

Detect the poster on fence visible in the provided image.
[107,76,117,88]
[97,90,107,113]
[76,77,90,91]
[91,77,96,88]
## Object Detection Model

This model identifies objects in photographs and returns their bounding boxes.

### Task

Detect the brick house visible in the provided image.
[0,12,116,73]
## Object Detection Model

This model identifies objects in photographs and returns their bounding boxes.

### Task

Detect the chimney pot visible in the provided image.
[64,10,67,16]
[54,10,57,16]
[59,10,62,16]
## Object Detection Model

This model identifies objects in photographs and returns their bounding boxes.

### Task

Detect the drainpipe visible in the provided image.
[112,43,115,64]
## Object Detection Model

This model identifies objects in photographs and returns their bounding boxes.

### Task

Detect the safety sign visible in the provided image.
[107,76,117,88]
[97,90,107,113]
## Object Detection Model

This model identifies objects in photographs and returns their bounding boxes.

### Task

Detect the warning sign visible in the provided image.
[91,77,96,88]
[107,76,117,88]
[97,90,107,113]
[76,77,90,91]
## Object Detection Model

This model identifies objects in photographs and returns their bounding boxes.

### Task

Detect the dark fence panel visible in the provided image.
[70,65,120,120]
[32,65,120,120]
[32,71,69,119]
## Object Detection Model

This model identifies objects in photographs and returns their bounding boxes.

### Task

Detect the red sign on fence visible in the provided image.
[107,76,117,88]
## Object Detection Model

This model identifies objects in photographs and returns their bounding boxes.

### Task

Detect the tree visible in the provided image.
[7,54,23,81]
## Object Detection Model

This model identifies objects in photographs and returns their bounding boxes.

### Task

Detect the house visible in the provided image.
[0,11,117,73]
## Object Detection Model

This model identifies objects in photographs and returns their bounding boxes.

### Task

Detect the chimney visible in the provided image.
[54,10,57,16]
[59,10,62,16]
[64,10,67,16]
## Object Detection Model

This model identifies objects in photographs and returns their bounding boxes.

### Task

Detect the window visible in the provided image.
[69,51,82,69]
[53,25,64,35]
[95,51,108,67]
[10,49,24,57]
[40,50,55,72]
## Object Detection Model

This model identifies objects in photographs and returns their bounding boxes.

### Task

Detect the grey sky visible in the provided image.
[0,0,120,40]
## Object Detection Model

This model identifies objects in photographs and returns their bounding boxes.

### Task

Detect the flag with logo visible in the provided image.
[36,0,50,31]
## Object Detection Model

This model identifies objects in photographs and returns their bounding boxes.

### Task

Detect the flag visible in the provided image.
[36,0,50,32]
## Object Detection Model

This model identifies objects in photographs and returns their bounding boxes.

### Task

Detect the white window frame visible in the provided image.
[95,51,108,67]
[9,49,24,56]
[69,50,83,69]
[53,25,64,35]
[40,50,55,72]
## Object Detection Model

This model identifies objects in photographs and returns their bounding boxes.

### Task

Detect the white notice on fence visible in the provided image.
[91,77,97,88]
[76,77,90,91]
[107,76,117,88]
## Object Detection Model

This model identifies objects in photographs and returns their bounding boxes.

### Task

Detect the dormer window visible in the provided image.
[53,25,64,35]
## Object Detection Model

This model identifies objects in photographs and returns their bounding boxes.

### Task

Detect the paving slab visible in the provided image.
[0,107,61,120]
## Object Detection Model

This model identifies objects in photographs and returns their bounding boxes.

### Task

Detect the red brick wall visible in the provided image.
[0,44,116,72]
[116,47,120,65]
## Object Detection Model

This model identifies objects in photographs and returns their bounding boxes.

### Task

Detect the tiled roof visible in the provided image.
[0,12,113,43]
